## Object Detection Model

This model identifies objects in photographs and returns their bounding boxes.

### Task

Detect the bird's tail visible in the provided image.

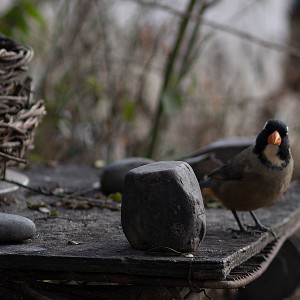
[199,179,216,197]
[199,179,211,189]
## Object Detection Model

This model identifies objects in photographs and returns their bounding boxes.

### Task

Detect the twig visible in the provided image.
[96,1,118,163]
[129,0,300,58]
[0,151,27,164]
[34,216,98,222]
[178,1,210,80]
[4,177,121,211]
[147,0,198,158]
[2,178,103,205]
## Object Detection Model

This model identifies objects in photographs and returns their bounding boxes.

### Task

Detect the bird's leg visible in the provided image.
[248,211,277,238]
[231,210,247,233]
[248,211,268,232]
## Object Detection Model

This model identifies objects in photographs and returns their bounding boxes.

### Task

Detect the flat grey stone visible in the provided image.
[121,161,206,252]
[0,213,36,243]
[100,157,154,195]
[182,136,254,164]
[183,153,223,182]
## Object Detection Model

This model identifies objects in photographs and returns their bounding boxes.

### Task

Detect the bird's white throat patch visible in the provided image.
[263,144,283,167]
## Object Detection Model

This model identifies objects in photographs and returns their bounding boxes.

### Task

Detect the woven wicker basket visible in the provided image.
[0,36,45,177]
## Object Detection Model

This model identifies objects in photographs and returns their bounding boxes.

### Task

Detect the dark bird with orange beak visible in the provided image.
[200,119,294,232]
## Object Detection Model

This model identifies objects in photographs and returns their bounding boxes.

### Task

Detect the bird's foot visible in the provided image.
[247,211,277,238]
[228,210,277,238]
[228,225,269,238]
[246,224,277,239]
[227,227,251,238]
[246,224,268,232]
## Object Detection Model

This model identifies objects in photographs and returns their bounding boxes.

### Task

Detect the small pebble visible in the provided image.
[0,213,36,243]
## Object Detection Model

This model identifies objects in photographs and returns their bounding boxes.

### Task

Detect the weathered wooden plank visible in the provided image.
[0,164,299,286]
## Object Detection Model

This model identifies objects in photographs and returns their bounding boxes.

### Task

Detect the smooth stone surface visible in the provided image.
[182,136,254,164]
[0,213,36,243]
[100,157,154,195]
[181,137,254,183]
[121,161,206,252]
[183,153,223,183]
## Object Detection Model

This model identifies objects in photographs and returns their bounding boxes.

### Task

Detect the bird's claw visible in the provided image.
[228,225,272,238]
[227,227,250,236]
[245,225,277,239]
[246,224,269,232]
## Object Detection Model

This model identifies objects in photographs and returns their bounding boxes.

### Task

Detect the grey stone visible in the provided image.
[182,136,254,164]
[181,137,255,183]
[100,157,154,195]
[183,153,223,182]
[121,161,206,252]
[0,213,36,243]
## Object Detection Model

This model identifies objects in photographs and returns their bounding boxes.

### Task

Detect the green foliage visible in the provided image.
[0,0,45,40]
[49,210,58,217]
[109,192,122,203]
[122,99,135,122]
[163,89,183,116]
[85,76,102,95]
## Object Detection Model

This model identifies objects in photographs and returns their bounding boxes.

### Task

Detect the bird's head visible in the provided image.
[253,119,291,167]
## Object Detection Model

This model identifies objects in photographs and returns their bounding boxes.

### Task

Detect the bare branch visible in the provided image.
[128,0,300,58]
[0,151,27,164]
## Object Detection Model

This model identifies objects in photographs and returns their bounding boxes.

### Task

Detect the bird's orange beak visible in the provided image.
[267,130,281,146]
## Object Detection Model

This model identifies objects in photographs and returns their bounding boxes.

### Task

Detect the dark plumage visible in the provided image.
[200,119,294,232]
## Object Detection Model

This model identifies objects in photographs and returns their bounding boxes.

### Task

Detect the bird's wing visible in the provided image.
[207,146,254,182]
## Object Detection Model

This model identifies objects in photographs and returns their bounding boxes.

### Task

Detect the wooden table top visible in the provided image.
[0,164,299,289]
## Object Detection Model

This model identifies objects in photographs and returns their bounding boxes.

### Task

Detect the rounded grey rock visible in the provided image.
[100,157,154,195]
[121,161,206,252]
[0,213,36,243]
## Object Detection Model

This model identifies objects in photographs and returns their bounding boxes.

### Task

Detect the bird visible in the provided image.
[200,119,294,233]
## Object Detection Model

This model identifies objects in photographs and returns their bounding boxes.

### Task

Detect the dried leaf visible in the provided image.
[27,201,48,210]
[67,240,82,245]
[183,253,194,258]
[39,207,50,214]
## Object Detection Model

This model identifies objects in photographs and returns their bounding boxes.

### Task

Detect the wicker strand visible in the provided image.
[0,36,46,175]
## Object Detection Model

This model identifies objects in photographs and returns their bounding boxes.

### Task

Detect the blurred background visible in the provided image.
[1,0,300,176]
[1,2,300,299]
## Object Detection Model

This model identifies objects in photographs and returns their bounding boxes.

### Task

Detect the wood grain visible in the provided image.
[0,164,299,288]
